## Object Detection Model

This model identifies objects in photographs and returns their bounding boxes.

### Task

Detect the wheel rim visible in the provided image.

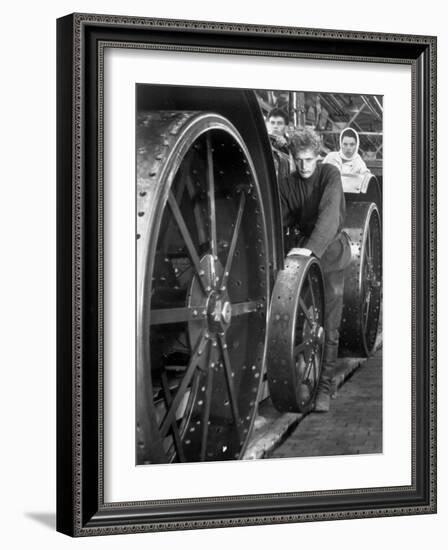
[340,202,382,356]
[344,173,382,219]
[266,256,325,413]
[136,112,270,463]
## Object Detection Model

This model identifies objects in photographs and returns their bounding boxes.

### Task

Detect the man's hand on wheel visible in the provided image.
[287,248,312,257]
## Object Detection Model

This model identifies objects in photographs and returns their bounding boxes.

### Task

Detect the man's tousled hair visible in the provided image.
[289,127,321,156]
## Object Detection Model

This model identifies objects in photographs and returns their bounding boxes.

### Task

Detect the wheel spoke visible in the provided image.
[307,273,316,313]
[200,346,215,461]
[302,352,314,383]
[299,297,314,327]
[220,192,246,290]
[218,334,242,437]
[206,133,218,261]
[174,168,188,205]
[160,333,208,437]
[231,300,260,316]
[312,352,319,385]
[294,342,308,357]
[186,176,208,246]
[150,306,206,325]
[168,191,207,294]
[362,290,372,331]
[160,371,186,462]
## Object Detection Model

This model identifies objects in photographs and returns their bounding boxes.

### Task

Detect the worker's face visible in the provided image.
[268,116,286,136]
[294,148,319,179]
[341,136,357,158]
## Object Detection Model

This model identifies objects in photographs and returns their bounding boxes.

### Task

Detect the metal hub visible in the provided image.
[188,254,234,340]
[206,292,232,332]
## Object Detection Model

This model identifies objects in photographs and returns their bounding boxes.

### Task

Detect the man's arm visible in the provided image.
[278,176,295,227]
[306,168,344,258]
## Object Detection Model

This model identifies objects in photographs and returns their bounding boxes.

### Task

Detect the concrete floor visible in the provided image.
[269,349,382,458]
[242,349,382,460]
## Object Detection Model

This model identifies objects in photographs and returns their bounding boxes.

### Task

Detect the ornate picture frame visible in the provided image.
[56,13,436,536]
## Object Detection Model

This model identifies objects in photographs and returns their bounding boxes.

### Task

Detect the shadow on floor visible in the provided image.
[25,512,56,530]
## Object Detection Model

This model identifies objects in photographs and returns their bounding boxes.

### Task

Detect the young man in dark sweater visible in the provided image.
[279,128,352,412]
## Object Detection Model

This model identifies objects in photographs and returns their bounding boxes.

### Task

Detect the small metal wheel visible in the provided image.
[266,256,325,413]
[340,202,382,356]
[136,111,270,463]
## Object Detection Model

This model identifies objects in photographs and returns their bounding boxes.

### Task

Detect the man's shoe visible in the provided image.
[314,377,335,413]
[314,391,331,412]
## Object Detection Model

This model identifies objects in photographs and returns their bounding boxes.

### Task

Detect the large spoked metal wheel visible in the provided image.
[340,202,382,356]
[266,256,325,413]
[136,112,270,464]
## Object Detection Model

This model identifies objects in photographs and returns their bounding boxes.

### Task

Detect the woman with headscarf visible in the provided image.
[323,127,370,176]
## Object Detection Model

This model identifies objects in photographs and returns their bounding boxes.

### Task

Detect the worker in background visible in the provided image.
[323,127,370,176]
[279,128,352,412]
[266,107,291,155]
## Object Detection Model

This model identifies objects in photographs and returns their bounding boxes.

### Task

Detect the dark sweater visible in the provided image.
[279,163,346,259]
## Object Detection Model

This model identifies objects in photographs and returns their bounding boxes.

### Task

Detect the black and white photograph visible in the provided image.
[135,85,383,465]
[1,0,444,545]
[52,8,436,540]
